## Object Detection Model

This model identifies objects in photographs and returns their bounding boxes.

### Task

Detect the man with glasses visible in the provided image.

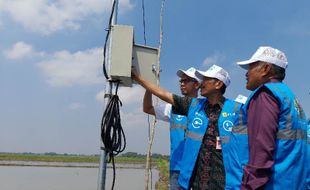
[142,67,200,190]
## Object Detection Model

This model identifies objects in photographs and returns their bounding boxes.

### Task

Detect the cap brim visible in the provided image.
[176,69,186,78]
[237,59,259,69]
[195,70,205,81]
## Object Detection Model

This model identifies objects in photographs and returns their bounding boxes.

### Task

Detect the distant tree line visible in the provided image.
[0,151,169,159]
[119,152,169,160]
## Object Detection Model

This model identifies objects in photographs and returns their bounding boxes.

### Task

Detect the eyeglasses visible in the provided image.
[179,78,197,84]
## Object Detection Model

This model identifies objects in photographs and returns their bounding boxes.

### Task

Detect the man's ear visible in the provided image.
[194,82,200,89]
[215,80,224,90]
[260,63,272,77]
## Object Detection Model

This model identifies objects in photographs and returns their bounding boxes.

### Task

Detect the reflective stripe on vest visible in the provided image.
[221,136,230,144]
[277,128,307,140]
[232,107,247,134]
[171,123,187,130]
[186,130,203,141]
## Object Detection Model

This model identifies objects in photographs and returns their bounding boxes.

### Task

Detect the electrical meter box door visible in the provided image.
[109,24,159,87]
[109,25,134,86]
[132,44,159,86]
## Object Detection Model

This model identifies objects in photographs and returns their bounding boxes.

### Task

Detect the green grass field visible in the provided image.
[0,153,165,164]
[0,153,99,163]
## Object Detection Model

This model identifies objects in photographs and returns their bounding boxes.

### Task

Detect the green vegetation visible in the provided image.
[0,152,169,165]
[155,159,170,190]
[0,152,99,163]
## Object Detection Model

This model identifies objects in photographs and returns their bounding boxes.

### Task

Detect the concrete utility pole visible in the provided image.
[97,1,118,190]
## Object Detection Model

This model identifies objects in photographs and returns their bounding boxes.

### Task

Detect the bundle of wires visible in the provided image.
[101,82,126,190]
[102,0,116,80]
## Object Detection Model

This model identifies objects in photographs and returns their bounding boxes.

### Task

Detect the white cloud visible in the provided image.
[96,85,145,106]
[201,52,226,69]
[3,41,44,60]
[37,47,103,87]
[118,85,145,105]
[120,109,147,129]
[0,0,134,35]
[96,90,105,104]
[68,102,83,110]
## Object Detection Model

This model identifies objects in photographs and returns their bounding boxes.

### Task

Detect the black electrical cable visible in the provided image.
[141,0,147,45]
[102,0,116,79]
[101,81,126,190]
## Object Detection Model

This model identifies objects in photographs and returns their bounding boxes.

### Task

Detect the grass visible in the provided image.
[0,153,99,163]
[0,153,162,165]
[155,159,169,190]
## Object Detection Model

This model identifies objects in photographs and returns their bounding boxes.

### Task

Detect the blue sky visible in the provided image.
[0,0,309,155]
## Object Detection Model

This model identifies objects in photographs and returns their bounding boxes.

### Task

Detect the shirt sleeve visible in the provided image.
[154,103,172,122]
[241,87,280,190]
[172,94,192,116]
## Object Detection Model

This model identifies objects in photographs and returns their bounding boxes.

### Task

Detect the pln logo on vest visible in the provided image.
[192,118,203,129]
[223,120,234,132]
[175,115,184,121]
[222,112,236,117]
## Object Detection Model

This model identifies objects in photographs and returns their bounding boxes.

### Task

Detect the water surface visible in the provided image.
[0,165,158,190]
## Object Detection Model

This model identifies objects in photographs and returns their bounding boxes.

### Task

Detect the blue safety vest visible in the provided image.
[244,82,308,190]
[169,113,187,171]
[178,98,248,189]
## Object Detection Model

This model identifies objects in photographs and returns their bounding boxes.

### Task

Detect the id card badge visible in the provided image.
[216,136,222,150]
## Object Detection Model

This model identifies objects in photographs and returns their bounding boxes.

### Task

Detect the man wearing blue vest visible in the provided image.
[132,65,247,189]
[237,46,308,190]
[142,67,201,189]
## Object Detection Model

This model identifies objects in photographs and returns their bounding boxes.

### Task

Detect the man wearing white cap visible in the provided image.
[142,67,200,190]
[237,46,308,190]
[132,65,246,189]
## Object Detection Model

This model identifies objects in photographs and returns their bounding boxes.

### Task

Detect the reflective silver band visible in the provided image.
[277,128,307,140]
[232,125,247,134]
[221,136,230,144]
[171,123,187,130]
[186,131,203,141]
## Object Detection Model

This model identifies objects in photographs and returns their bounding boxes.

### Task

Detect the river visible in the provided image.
[0,163,159,190]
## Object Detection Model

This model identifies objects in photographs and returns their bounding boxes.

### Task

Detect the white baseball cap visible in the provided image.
[237,46,288,69]
[176,67,201,83]
[195,65,231,87]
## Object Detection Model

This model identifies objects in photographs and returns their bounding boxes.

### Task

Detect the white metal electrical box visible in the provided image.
[109,24,159,87]
[109,25,134,86]
[132,44,159,86]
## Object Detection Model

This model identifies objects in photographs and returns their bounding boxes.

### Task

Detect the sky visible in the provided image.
[0,0,309,155]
